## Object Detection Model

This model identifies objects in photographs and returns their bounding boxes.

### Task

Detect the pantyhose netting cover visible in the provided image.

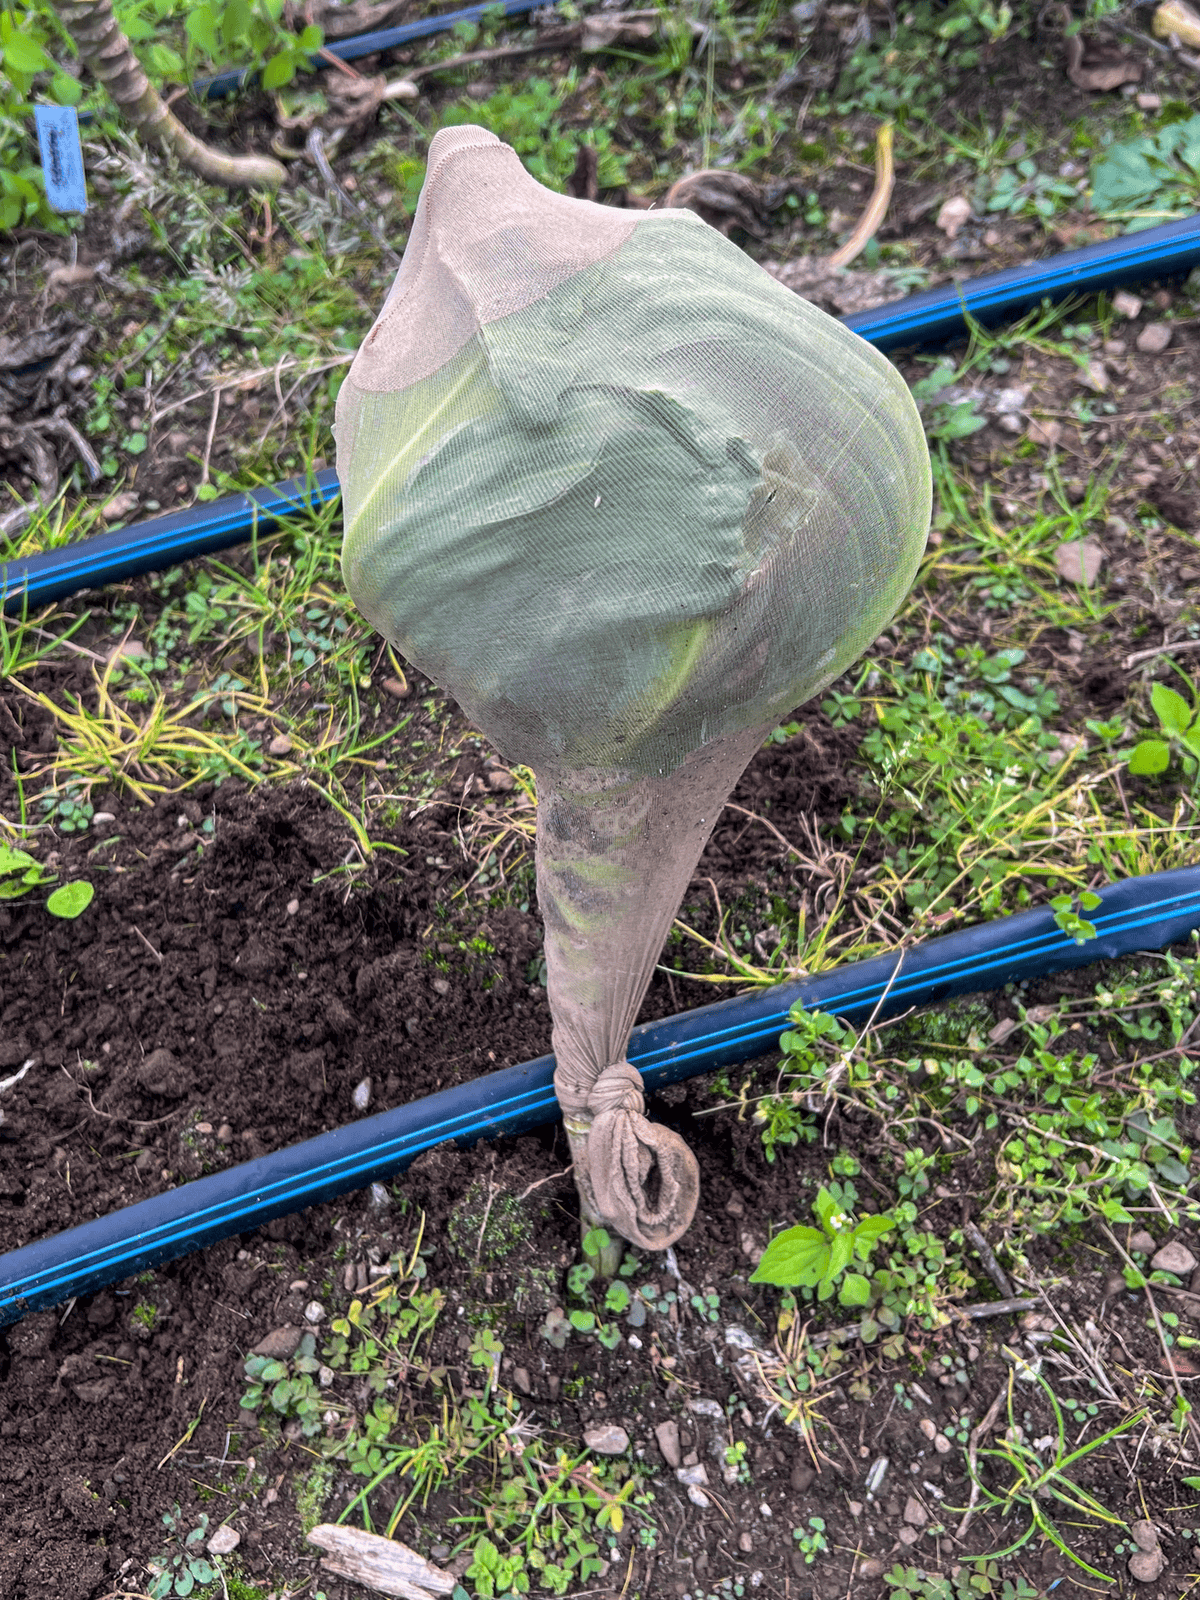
[337,124,931,1251]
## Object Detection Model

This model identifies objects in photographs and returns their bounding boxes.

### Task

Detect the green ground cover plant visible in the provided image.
[4,4,1200,1593]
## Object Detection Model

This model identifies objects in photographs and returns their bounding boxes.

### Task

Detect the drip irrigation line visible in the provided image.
[2,864,1198,1324]
[3,214,1198,617]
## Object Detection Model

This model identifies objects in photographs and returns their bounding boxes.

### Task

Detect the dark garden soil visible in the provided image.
[4,5,1200,1596]
[1,674,1197,1600]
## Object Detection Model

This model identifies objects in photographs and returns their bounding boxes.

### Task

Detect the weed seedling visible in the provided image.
[146,1505,217,1597]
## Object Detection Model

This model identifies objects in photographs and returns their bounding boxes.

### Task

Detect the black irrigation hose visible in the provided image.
[4,216,1199,616]
[2,865,1199,1324]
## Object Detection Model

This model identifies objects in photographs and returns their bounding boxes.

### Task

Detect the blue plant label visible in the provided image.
[34,105,87,213]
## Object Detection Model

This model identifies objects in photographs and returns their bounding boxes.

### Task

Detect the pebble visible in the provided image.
[655,1419,681,1467]
[1103,339,1127,357]
[1151,1240,1197,1275]
[486,768,516,792]
[267,734,293,756]
[1080,359,1108,392]
[919,1418,937,1441]
[687,1485,711,1508]
[431,977,451,996]
[102,491,139,523]
[740,1232,765,1264]
[1135,322,1172,354]
[847,1501,863,1517]
[903,1496,928,1527]
[92,812,116,826]
[584,1424,629,1455]
[1132,1555,1171,1580]
[343,1263,356,1292]
[860,1558,886,1579]
[1131,1520,1160,1552]
[936,194,972,239]
[368,1182,390,1210]
[381,677,410,698]
[1113,289,1143,319]
[725,1193,745,1216]
[1054,538,1104,587]
[304,1301,326,1325]
[738,1531,753,1553]
[318,1366,335,1387]
[352,1078,372,1112]
[676,1463,709,1486]
[897,1527,920,1547]
[286,899,299,916]
[1025,418,1062,448]
[934,1433,951,1455]
[195,1122,213,1135]
[791,1463,816,1493]
[1130,1230,1158,1255]
[688,1397,724,1420]
[288,1279,308,1292]
[251,1326,302,1358]
[1129,1549,1165,1583]
[512,1367,531,1395]
[208,1526,240,1555]
[217,1124,233,1143]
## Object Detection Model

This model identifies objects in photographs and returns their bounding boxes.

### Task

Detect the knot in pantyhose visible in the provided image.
[587,1061,700,1251]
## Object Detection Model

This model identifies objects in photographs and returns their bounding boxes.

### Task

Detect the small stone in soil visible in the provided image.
[1131,1521,1160,1553]
[208,1526,240,1555]
[687,1486,711,1508]
[725,1193,745,1216]
[304,1301,326,1325]
[369,1182,390,1209]
[1135,322,1172,354]
[584,1424,629,1455]
[512,1367,531,1394]
[1151,1241,1197,1275]
[251,1325,302,1358]
[352,1077,372,1112]
[286,899,299,915]
[268,734,293,756]
[1129,1550,1166,1583]
[919,1418,936,1441]
[903,1495,928,1527]
[1113,289,1143,319]
[791,1462,816,1492]
[738,1531,753,1553]
[1129,1230,1158,1255]
[860,1558,886,1579]
[654,1419,681,1466]
[934,1433,952,1454]
[676,1463,709,1486]
[217,1123,233,1142]
[897,1527,920,1547]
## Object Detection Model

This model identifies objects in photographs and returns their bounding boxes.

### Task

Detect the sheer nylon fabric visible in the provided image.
[336,126,931,1247]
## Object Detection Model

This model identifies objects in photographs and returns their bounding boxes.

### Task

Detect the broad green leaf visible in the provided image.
[0,845,35,873]
[1128,738,1170,776]
[854,1213,897,1241]
[1151,681,1193,737]
[185,4,218,54]
[750,1226,829,1287]
[3,33,50,73]
[812,1185,840,1233]
[47,881,94,919]
[839,1272,871,1307]
[52,73,82,106]
[826,1231,853,1283]
[262,50,296,89]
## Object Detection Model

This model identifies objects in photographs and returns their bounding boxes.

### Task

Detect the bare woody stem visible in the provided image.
[52,0,286,191]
